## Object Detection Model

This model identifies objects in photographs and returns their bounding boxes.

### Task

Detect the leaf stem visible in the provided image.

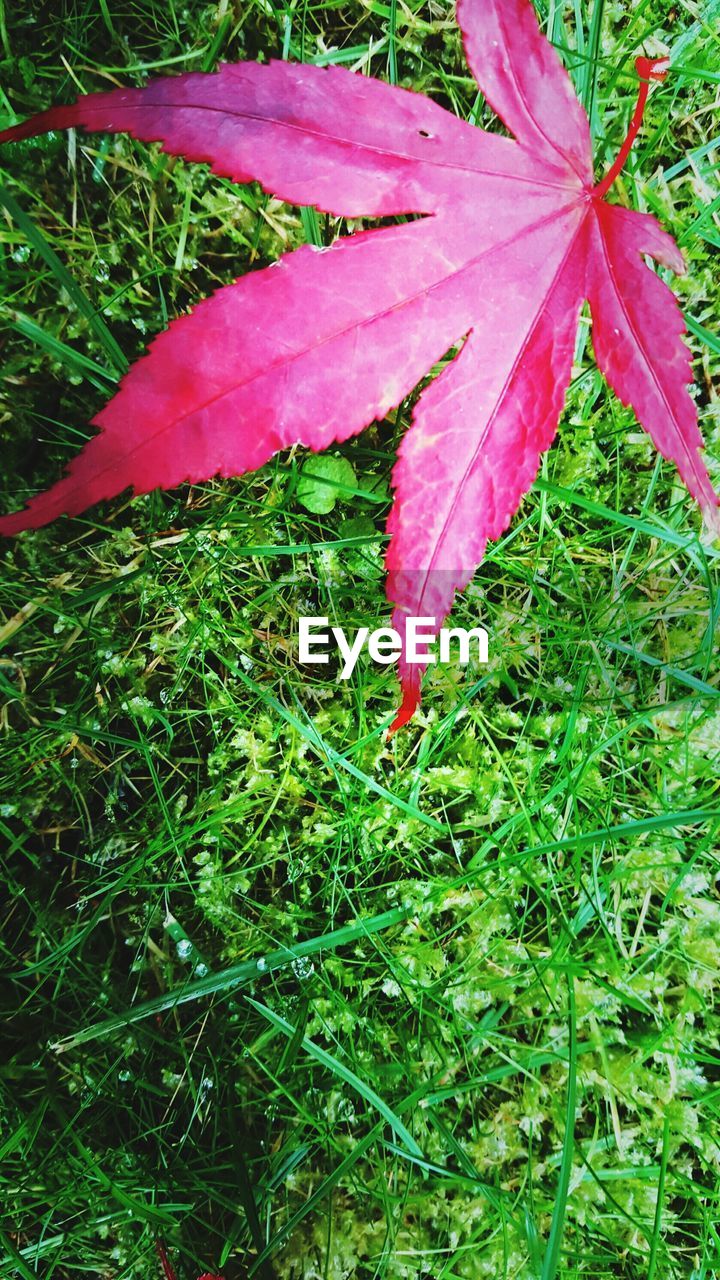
[593,56,670,198]
[155,1241,178,1280]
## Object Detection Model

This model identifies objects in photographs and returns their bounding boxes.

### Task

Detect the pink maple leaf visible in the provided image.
[0,2,717,729]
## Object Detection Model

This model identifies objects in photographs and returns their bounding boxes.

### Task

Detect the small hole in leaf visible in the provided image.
[418,129,432,138]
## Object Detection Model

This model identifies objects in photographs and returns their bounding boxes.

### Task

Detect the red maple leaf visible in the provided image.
[0,0,717,729]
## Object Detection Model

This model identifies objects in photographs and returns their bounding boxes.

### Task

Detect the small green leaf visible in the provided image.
[297,454,357,514]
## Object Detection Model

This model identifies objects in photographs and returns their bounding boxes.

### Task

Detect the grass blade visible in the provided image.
[541,975,577,1280]
[247,997,423,1159]
[52,907,408,1050]
[0,183,128,375]
[647,1113,671,1280]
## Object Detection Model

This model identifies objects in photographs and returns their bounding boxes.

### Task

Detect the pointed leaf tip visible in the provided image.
[387,678,421,737]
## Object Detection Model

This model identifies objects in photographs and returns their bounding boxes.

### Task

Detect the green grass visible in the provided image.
[1,1,719,1277]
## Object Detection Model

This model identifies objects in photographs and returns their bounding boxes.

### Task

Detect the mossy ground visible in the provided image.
[1,2,719,1278]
